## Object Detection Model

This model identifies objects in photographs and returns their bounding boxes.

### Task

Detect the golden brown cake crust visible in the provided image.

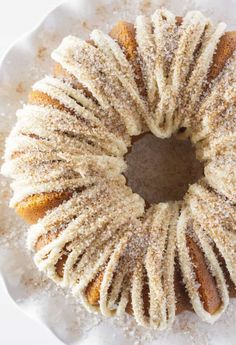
[16,191,73,224]
[86,271,104,306]
[109,21,146,96]
[186,236,221,314]
[28,90,69,112]
[208,31,236,82]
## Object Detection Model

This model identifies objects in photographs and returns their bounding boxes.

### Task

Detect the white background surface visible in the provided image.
[0,2,64,344]
[0,1,236,345]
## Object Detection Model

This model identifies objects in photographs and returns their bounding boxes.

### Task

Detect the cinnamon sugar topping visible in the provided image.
[1,9,235,329]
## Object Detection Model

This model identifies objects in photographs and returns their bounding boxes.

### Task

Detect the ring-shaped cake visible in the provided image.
[1,9,236,329]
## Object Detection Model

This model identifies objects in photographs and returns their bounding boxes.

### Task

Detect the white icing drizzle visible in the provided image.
[52,36,143,136]
[205,154,236,203]
[1,9,236,330]
[187,182,236,285]
[151,9,177,98]
[177,204,229,323]
[191,52,236,144]
[143,202,179,329]
[136,15,157,109]
[32,76,129,142]
[16,104,126,156]
[90,30,147,119]
[135,10,226,137]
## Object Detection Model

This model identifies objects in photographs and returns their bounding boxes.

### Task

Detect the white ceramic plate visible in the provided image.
[0,1,236,344]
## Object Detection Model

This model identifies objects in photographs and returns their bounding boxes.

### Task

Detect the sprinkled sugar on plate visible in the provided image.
[0,0,235,344]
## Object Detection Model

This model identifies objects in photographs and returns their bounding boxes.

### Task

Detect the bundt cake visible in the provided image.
[1,9,236,329]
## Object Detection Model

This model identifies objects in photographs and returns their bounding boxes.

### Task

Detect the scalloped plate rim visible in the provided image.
[0,1,81,344]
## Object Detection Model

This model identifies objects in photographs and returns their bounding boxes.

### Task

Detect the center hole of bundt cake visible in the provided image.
[124,133,204,205]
